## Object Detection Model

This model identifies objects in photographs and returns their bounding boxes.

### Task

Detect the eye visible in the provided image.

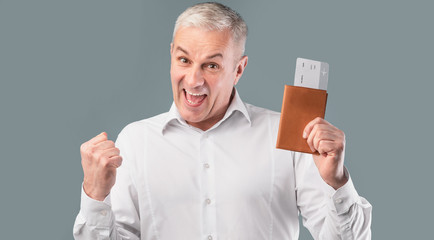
[178,57,189,64]
[206,63,219,70]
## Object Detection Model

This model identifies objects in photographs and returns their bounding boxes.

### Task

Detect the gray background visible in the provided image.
[1,0,433,239]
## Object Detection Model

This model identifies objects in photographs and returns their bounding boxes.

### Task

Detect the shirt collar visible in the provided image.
[161,88,251,134]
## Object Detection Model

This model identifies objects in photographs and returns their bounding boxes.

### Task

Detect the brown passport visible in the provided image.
[276,85,328,154]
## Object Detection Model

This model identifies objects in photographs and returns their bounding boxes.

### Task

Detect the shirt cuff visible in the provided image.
[79,184,114,227]
[322,168,361,215]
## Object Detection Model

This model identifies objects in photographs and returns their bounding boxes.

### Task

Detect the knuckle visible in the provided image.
[316,138,323,147]
[93,151,102,160]
[105,140,115,147]
[312,124,319,132]
[316,142,322,151]
[84,146,95,158]
[88,146,96,154]
[80,143,87,153]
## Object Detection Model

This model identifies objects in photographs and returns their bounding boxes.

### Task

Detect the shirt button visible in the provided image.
[206,198,211,204]
[335,198,343,204]
[204,163,210,169]
[208,235,213,240]
[100,210,107,216]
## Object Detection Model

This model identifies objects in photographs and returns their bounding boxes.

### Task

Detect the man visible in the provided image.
[74,2,372,240]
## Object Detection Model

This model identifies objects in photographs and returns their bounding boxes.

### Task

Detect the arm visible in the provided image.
[73,130,140,239]
[295,153,372,239]
[295,118,372,239]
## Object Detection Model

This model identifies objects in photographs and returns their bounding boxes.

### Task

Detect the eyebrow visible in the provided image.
[175,46,223,59]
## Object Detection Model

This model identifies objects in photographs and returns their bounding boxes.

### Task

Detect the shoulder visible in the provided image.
[118,111,169,139]
[245,102,281,124]
[242,102,282,135]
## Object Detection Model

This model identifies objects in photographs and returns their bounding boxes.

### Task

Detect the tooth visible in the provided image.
[186,90,204,96]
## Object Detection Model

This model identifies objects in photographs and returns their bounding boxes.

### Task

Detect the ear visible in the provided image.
[233,55,248,86]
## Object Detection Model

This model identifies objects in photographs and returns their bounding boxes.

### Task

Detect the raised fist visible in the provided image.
[80,132,122,201]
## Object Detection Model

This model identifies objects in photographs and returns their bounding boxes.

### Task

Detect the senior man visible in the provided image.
[74,2,372,240]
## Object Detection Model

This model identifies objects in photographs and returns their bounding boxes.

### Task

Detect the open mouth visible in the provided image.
[184,89,207,106]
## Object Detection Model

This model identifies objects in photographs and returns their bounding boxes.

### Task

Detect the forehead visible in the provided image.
[173,27,235,56]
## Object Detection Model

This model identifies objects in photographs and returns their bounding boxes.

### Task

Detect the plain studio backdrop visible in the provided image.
[1,0,433,239]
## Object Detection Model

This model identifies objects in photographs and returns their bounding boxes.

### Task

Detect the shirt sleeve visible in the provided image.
[294,152,372,240]
[73,128,141,240]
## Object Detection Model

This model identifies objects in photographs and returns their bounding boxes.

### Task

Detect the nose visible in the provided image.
[184,65,204,89]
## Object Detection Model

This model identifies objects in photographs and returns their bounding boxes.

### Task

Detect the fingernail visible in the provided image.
[303,132,307,138]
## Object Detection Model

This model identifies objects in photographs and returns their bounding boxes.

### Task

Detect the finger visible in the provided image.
[100,147,120,159]
[109,155,123,168]
[95,140,116,150]
[313,131,337,151]
[303,117,324,139]
[317,139,337,155]
[306,124,319,152]
[88,132,108,145]
[87,146,119,163]
[98,154,122,170]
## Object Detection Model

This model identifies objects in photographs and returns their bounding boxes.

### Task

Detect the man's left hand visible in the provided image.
[303,117,348,189]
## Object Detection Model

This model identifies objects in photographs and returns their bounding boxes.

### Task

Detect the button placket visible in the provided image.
[200,133,217,240]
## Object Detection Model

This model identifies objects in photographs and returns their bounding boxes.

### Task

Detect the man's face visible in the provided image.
[170,27,247,131]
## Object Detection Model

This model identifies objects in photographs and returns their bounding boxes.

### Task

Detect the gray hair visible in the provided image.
[173,2,248,54]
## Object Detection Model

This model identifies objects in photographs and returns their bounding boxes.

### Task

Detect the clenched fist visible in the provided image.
[303,117,348,190]
[80,132,122,201]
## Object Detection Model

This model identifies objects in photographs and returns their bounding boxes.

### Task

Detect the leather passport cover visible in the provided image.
[276,85,328,154]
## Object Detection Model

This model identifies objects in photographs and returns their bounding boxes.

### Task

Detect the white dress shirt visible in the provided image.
[73,90,372,240]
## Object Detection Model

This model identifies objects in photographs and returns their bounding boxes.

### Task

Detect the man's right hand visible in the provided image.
[80,132,123,201]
